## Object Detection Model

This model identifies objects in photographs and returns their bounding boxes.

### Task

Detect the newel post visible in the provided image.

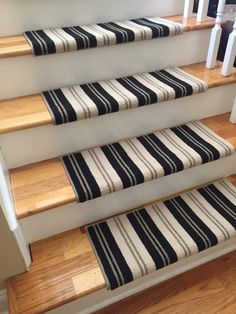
[197,0,210,23]
[184,0,194,19]
[206,0,226,69]
[221,18,236,76]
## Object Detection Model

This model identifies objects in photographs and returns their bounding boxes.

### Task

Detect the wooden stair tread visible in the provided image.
[0,15,215,60]
[1,61,236,135]
[7,174,236,314]
[10,113,236,219]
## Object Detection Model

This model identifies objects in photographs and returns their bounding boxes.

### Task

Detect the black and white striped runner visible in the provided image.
[62,122,234,203]
[43,67,207,125]
[24,17,183,56]
[86,178,236,290]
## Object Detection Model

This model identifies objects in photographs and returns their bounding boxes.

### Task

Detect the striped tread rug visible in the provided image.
[43,67,207,125]
[62,122,234,203]
[86,178,236,290]
[24,17,183,56]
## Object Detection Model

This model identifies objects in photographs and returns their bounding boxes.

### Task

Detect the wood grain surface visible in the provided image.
[95,250,236,314]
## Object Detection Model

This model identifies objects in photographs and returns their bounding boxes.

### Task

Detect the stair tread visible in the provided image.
[7,174,236,314]
[0,15,215,59]
[10,113,236,219]
[1,62,236,135]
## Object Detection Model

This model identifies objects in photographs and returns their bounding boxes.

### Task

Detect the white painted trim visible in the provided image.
[0,150,31,269]
[0,289,8,314]
[230,96,236,123]
[197,0,210,23]
[47,237,236,314]
[183,0,194,19]
[22,153,236,242]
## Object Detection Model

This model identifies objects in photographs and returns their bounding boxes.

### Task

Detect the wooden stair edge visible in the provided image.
[0,15,215,60]
[9,113,236,220]
[6,173,236,314]
[1,62,236,136]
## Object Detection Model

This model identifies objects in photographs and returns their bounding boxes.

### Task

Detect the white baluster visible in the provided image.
[221,18,236,76]
[184,0,194,19]
[230,97,236,123]
[206,0,226,69]
[197,0,210,23]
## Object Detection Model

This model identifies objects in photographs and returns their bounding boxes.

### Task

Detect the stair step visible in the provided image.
[7,174,236,314]
[1,62,236,135]
[0,15,215,59]
[10,113,236,219]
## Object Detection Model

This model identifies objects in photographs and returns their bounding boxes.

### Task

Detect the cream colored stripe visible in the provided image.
[61,85,99,119]
[183,191,235,242]
[156,128,203,168]
[108,214,156,278]
[120,137,165,181]
[188,122,235,157]
[116,20,152,41]
[81,147,123,195]
[133,72,176,102]
[147,202,198,257]
[44,29,77,53]
[214,179,236,206]
[99,79,137,110]
[167,68,208,93]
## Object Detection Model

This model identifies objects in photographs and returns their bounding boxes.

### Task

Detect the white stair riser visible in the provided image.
[0,29,211,100]
[0,0,185,37]
[1,84,235,169]
[47,237,236,314]
[20,153,236,243]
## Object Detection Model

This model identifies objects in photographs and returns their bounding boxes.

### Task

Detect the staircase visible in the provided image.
[0,1,236,313]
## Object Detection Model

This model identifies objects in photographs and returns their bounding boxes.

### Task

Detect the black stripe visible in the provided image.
[198,184,236,228]
[81,82,119,115]
[159,70,193,96]
[117,77,155,106]
[62,153,101,201]
[138,134,184,175]
[63,26,97,49]
[96,222,133,289]
[150,70,189,98]
[99,22,135,43]
[128,208,178,268]
[101,143,144,188]
[43,89,77,124]
[165,196,218,251]
[171,125,220,163]
[25,30,56,55]
[131,18,170,37]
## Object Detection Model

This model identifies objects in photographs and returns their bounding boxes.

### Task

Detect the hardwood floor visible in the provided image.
[96,250,236,314]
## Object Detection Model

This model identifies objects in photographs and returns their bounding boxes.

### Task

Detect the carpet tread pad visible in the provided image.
[43,67,207,125]
[62,122,234,203]
[24,17,183,56]
[86,178,236,290]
